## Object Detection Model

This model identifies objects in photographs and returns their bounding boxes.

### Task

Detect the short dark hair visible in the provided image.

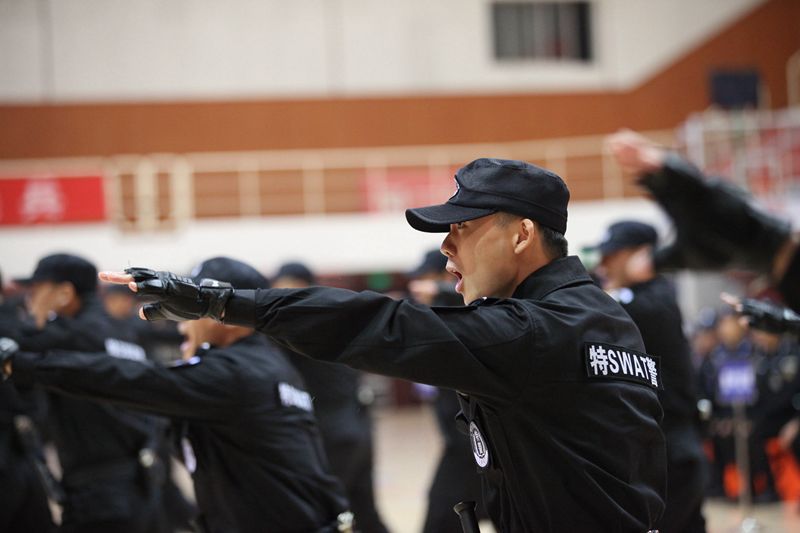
[495,213,568,259]
[538,223,569,259]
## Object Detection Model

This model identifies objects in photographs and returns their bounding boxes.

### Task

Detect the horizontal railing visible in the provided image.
[0,130,677,231]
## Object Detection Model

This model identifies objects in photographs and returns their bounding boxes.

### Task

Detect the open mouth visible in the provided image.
[446,263,463,293]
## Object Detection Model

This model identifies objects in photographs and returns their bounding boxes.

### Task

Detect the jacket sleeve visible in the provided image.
[11,350,241,422]
[223,287,534,398]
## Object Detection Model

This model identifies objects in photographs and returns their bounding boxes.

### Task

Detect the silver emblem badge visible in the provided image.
[469,421,490,468]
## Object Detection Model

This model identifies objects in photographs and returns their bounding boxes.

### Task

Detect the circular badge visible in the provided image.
[469,421,490,468]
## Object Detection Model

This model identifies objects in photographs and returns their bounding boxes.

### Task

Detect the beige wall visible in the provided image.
[1,0,797,159]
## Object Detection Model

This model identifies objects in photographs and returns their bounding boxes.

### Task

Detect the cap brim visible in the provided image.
[405,203,496,233]
[597,242,621,257]
[591,240,636,258]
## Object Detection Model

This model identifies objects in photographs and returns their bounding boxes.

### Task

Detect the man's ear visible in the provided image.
[514,218,536,255]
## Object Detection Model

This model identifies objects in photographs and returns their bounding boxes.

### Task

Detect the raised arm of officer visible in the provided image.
[607,129,800,312]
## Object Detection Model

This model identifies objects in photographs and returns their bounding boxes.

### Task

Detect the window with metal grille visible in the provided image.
[492,1,592,62]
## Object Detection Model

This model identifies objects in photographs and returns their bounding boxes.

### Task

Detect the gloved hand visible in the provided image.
[126,267,233,322]
[736,298,800,334]
[0,337,20,378]
[640,154,791,274]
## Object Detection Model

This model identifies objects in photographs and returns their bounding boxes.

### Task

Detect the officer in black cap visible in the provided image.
[0,269,55,533]
[99,158,667,532]
[272,261,389,533]
[9,253,163,533]
[2,257,351,533]
[593,221,707,533]
[406,249,492,533]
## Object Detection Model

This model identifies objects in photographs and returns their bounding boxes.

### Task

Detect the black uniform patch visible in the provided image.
[584,342,662,390]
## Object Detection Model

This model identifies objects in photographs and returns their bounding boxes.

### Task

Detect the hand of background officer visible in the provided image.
[99,268,233,322]
[606,129,666,175]
[0,337,19,378]
[607,129,792,275]
[721,293,800,334]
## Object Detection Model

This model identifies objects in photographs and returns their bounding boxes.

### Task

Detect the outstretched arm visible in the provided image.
[3,342,240,422]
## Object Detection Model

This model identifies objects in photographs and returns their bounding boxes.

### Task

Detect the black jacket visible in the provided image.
[616,277,700,432]
[10,295,161,527]
[13,333,349,533]
[13,296,153,478]
[224,256,667,532]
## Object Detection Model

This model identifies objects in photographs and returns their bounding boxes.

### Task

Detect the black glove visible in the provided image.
[737,298,800,334]
[0,337,19,379]
[126,267,233,322]
[640,154,791,273]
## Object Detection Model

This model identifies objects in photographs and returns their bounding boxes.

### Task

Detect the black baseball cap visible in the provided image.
[190,257,269,289]
[274,262,315,285]
[15,253,98,295]
[594,221,658,257]
[405,158,569,234]
[409,249,447,278]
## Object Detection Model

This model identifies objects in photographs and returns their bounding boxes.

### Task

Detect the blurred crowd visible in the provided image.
[690,304,800,503]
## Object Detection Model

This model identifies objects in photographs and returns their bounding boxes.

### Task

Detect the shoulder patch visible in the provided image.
[104,338,146,362]
[277,382,314,412]
[584,342,662,390]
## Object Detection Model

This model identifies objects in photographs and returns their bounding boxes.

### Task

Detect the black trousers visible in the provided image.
[324,429,389,533]
[59,476,161,533]
[0,458,55,533]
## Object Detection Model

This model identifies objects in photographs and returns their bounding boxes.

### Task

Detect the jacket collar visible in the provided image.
[512,255,593,301]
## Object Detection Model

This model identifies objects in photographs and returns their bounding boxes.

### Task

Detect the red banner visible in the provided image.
[361,166,459,212]
[0,175,106,225]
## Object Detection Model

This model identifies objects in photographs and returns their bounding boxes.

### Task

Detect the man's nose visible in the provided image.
[441,231,455,258]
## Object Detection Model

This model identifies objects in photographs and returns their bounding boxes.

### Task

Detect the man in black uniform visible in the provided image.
[98,158,667,532]
[272,262,389,533]
[9,253,162,533]
[593,220,707,532]
[3,257,351,533]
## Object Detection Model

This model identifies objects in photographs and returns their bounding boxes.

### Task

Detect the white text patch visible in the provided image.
[584,342,662,390]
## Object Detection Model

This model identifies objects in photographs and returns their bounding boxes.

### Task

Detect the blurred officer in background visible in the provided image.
[3,257,351,533]
[748,326,800,501]
[691,308,720,400]
[101,282,199,530]
[0,269,55,533]
[9,253,164,533]
[606,129,799,317]
[406,250,491,533]
[100,158,667,532]
[593,221,707,532]
[273,261,389,533]
[703,309,752,498]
